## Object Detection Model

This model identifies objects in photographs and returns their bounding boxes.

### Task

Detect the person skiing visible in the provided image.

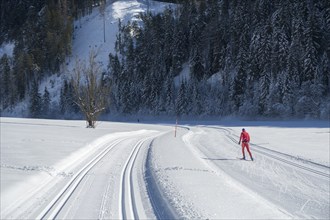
[238,128,254,161]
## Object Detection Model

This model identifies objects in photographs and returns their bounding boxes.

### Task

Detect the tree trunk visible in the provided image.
[87,119,94,128]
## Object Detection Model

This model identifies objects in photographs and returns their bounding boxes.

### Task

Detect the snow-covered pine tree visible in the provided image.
[0,55,12,109]
[42,86,51,117]
[188,14,204,81]
[175,80,188,117]
[232,23,250,112]
[190,79,203,115]
[190,46,205,82]
[163,7,175,74]
[320,52,330,95]
[295,81,317,118]
[107,0,330,119]
[29,80,42,118]
[163,70,175,115]
[257,71,271,115]
[302,13,319,83]
[172,26,186,74]
[59,80,68,115]
[266,74,286,117]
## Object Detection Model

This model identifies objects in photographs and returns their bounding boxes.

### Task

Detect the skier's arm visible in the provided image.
[238,133,242,144]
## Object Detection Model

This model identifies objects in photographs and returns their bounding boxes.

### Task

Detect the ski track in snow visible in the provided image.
[1,118,329,219]
[118,134,160,219]
[183,126,329,219]
[36,138,125,220]
[1,128,161,219]
[2,0,329,217]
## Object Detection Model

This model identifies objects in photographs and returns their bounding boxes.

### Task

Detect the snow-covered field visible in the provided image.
[1,117,329,219]
[1,1,329,219]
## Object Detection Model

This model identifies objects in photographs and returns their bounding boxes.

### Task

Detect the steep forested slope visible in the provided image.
[109,0,330,119]
[0,0,103,115]
[1,0,329,119]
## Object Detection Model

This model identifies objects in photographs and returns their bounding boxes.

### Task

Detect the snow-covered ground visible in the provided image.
[1,117,329,219]
[1,1,329,219]
[0,42,14,57]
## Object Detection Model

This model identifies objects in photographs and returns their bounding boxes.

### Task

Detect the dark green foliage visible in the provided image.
[42,86,51,117]
[0,54,12,109]
[29,80,42,118]
[109,0,330,119]
[0,0,45,42]
[175,81,188,117]
[0,0,90,113]
[2,0,329,119]
[60,80,79,117]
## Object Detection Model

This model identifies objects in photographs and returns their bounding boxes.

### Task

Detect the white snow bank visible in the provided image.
[148,128,292,219]
[216,120,330,166]
[1,118,328,219]
[0,42,14,57]
[0,117,165,218]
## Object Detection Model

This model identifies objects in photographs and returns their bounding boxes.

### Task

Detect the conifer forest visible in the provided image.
[1,0,329,119]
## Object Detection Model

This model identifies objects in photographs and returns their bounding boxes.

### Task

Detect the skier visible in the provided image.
[238,128,254,161]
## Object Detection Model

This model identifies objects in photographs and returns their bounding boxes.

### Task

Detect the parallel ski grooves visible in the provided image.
[36,138,124,220]
[208,126,330,179]
[119,137,150,220]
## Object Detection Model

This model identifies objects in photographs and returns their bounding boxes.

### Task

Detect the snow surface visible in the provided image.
[1,117,329,219]
[1,1,329,219]
[0,42,14,57]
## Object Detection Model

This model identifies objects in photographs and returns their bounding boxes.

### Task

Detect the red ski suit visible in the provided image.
[239,131,253,159]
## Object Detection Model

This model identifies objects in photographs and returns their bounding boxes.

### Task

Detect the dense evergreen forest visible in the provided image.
[0,0,102,117]
[109,0,330,119]
[0,0,329,119]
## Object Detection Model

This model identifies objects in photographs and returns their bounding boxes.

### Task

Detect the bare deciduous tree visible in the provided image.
[71,50,109,128]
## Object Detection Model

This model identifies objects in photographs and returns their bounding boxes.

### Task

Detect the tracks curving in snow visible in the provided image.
[183,125,329,219]
[119,137,150,219]
[31,129,164,220]
[208,126,330,179]
[36,138,124,220]
[250,145,330,178]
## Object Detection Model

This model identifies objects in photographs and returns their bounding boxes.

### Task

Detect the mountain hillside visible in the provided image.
[0,0,329,120]
[0,0,172,118]
[108,0,330,119]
